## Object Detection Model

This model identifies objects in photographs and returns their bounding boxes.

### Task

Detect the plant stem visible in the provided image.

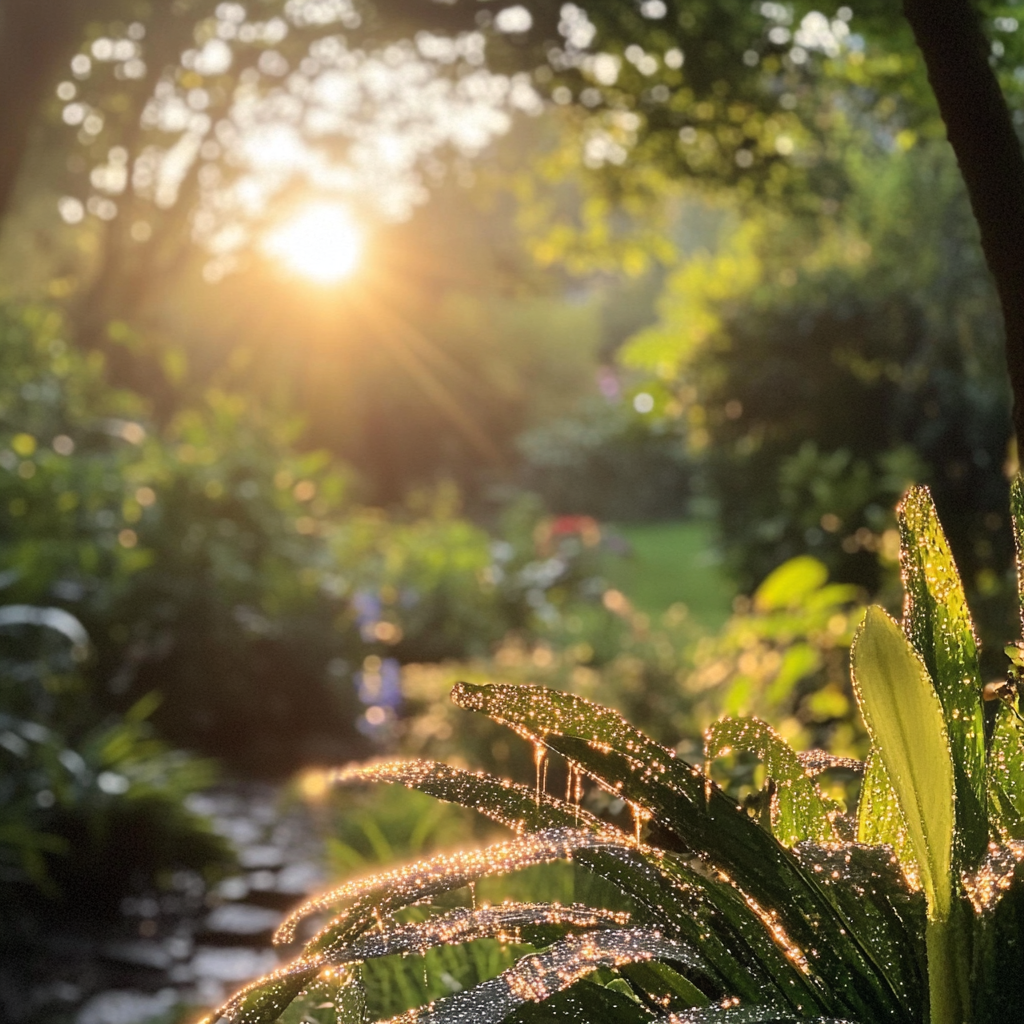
[926,914,971,1024]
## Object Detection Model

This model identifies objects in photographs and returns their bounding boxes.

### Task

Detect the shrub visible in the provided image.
[205,481,1024,1024]
[0,597,233,924]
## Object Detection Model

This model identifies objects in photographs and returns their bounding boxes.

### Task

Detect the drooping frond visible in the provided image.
[274,827,633,945]
[704,717,840,846]
[329,759,621,838]
[665,1009,862,1023]
[375,928,701,1024]
[451,682,920,1023]
[319,901,631,966]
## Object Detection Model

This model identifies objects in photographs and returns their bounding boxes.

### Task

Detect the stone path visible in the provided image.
[16,784,326,1024]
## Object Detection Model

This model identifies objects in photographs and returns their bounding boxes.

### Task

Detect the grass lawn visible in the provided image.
[601,520,735,629]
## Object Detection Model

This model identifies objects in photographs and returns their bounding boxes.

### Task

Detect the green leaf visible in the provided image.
[855,753,916,876]
[331,759,616,838]
[371,929,702,1024]
[506,980,657,1023]
[851,607,966,1024]
[753,556,829,612]
[704,717,839,846]
[452,682,917,1024]
[618,959,710,1012]
[969,860,1024,1024]
[336,759,816,1008]
[987,703,1024,841]
[668,1010,862,1023]
[897,486,987,867]
[851,606,954,922]
[1009,475,1024,629]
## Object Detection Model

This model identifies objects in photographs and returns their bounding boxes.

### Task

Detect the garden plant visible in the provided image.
[201,480,1024,1024]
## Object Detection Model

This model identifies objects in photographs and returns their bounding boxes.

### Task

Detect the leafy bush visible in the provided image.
[0,596,233,924]
[621,144,1013,626]
[206,481,1024,1024]
[517,398,692,522]
[0,305,618,772]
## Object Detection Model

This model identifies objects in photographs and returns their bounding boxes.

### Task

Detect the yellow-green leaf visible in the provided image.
[852,606,954,922]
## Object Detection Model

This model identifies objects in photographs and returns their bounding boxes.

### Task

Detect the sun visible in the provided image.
[263,201,364,284]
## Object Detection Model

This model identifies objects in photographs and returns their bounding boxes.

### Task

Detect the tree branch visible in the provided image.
[903,0,1024,449]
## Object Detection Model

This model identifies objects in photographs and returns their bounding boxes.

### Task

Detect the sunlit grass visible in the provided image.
[601,520,734,628]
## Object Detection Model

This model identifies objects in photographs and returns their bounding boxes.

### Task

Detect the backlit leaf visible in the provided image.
[453,682,916,1023]
[897,486,986,867]
[705,717,839,846]
[851,606,954,922]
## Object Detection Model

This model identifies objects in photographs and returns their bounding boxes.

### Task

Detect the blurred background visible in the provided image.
[0,1,1019,1021]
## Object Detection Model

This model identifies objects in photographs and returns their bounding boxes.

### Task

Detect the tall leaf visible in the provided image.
[851,607,954,920]
[987,703,1024,840]
[1009,474,1024,628]
[855,754,916,880]
[851,606,966,1024]
[897,486,987,866]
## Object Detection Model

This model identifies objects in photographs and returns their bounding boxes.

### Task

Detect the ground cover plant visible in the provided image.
[199,480,1024,1023]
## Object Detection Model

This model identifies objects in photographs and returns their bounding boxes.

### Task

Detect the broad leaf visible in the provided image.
[851,606,954,922]
[897,486,987,867]
[705,717,839,846]
[856,753,916,879]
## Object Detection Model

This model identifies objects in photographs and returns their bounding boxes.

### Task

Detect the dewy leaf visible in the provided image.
[969,858,1024,1024]
[986,703,1024,841]
[851,607,954,923]
[855,754,917,884]
[897,486,986,867]
[330,760,619,838]
[452,682,917,1024]
[373,929,703,1024]
[330,758,819,1011]
[506,980,658,1023]
[1009,474,1024,627]
[667,1009,861,1023]
[705,717,839,846]
[277,828,630,946]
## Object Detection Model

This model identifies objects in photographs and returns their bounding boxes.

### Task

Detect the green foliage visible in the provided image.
[207,480,1024,1024]
[517,398,692,523]
[0,303,621,772]
[0,591,234,923]
[621,143,1011,622]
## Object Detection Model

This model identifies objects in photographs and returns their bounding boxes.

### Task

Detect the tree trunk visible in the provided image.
[0,1,84,227]
[903,0,1024,451]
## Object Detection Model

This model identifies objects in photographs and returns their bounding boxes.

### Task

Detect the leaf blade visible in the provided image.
[851,606,954,922]
[897,486,986,867]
